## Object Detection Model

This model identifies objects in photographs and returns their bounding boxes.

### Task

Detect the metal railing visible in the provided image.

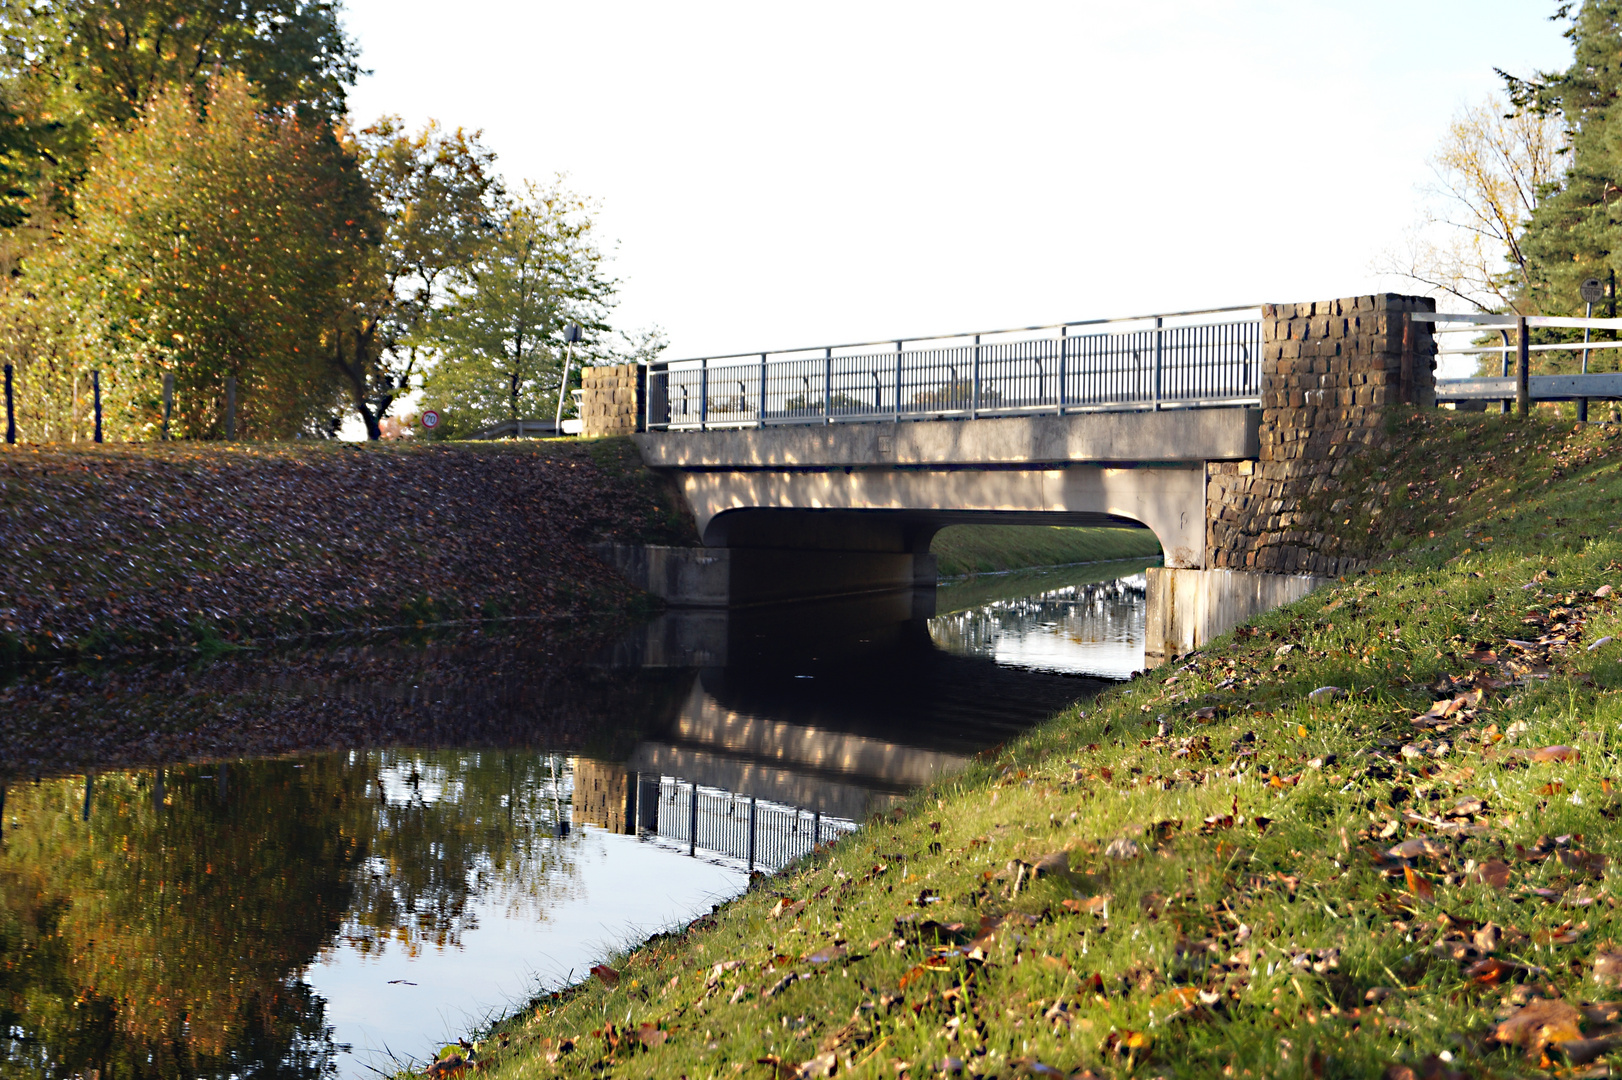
[1417,311,1622,417]
[650,776,859,872]
[646,307,1263,431]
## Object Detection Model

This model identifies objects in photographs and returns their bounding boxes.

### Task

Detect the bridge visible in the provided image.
[586,293,1458,663]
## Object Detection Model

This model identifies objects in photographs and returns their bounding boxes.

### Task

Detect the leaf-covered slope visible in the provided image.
[0,437,693,661]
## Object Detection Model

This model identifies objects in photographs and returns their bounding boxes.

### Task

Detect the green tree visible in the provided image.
[1511,1,1622,314]
[419,180,614,437]
[327,118,502,440]
[24,73,375,440]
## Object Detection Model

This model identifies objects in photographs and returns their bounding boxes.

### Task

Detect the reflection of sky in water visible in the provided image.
[930,571,1146,679]
[306,758,745,1079]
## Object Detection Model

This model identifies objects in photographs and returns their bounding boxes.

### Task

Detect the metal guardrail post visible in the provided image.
[1580,301,1594,423]
[894,341,903,421]
[1517,315,1530,418]
[759,353,767,426]
[92,370,102,443]
[699,362,709,431]
[5,363,14,444]
[1500,330,1512,415]
[823,347,832,423]
[971,334,981,418]
[1153,316,1164,409]
[813,810,821,847]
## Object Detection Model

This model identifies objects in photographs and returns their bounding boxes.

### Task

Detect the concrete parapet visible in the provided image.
[1144,566,1330,667]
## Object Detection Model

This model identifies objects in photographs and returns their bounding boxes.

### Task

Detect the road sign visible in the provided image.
[421,410,440,430]
[1582,278,1607,305]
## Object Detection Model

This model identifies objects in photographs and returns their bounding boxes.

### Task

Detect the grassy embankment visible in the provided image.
[433,410,1622,1080]
[931,525,1163,578]
[0,436,693,664]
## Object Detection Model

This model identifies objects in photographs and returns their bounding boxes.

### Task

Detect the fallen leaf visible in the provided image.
[1589,636,1614,652]
[1104,837,1141,860]
[634,1024,667,1047]
[1387,835,1447,860]
[1404,866,1436,903]
[590,964,620,988]
[797,1050,837,1077]
[1477,859,1513,889]
[1593,950,1622,987]
[770,898,808,920]
[805,944,847,965]
[1493,999,1584,1051]
[1308,685,1343,700]
[1532,745,1580,763]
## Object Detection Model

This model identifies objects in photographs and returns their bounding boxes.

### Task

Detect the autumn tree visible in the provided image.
[24,73,374,439]
[418,180,614,438]
[1382,95,1564,314]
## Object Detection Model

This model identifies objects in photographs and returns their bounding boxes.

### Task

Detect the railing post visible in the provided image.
[971,334,981,419]
[823,347,832,423]
[1516,315,1530,418]
[4,363,14,445]
[747,796,757,871]
[92,370,102,443]
[1499,330,1512,415]
[894,341,903,421]
[1153,316,1164,409]
[759,352,768,427]
[1058,327,1068,415]
[699,361,709,431]
[813,810,821,848]
[688,780,698,856]
[162,372,174,440]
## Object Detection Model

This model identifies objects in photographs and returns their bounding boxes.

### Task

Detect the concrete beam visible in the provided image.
[678,463,1207,568]
[636,408,1260,469]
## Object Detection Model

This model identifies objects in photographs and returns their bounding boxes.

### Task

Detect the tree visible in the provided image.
[325,117,502,440]
[0,0,360,127]
[1509,1,1622,315]
[1382,96,1563,314]
[418,180,615,437]
[18,73,375,439]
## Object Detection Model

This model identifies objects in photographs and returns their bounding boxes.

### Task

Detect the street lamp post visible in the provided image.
[555,323,583,434]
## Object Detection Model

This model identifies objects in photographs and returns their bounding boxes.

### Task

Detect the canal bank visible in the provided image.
[0,438,693,664]
[450,411,1622,1080]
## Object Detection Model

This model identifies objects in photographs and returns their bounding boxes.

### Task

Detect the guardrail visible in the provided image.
[645,307,1263,431]
[650,776,859,872]
[1415,311,1622,417]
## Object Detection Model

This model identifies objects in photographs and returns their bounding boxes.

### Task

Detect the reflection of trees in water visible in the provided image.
[335,750,582,957]
[928,574,1146,656]
[0,750,585,1077]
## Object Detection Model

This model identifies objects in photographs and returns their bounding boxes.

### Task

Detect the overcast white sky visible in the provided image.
[340,1,1572,362]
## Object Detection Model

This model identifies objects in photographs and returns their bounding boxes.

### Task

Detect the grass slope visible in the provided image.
[427,411,1622,1080]
[932,525,1163,577]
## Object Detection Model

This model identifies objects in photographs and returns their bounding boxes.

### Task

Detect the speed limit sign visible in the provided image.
[421,410,441,430]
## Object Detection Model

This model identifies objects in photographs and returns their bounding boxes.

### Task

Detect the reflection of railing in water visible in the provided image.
[641,775,859,872]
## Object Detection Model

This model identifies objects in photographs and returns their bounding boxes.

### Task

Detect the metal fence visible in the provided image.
[646,307,1263,430]
[648,776,859,872]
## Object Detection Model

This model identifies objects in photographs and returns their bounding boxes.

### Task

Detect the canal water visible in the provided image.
[0,560,1151,1079]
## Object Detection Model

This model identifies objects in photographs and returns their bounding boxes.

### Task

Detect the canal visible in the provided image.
[0,559,1152,1079]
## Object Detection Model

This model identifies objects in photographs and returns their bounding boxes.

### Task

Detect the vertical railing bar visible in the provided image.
[759,353,768,427]
[895,340,903,422]
[971,335,981,419]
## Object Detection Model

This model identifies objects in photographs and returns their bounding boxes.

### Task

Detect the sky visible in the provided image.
[339,1,1574,364]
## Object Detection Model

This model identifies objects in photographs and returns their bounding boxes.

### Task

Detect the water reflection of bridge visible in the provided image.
[573,760,857,872]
